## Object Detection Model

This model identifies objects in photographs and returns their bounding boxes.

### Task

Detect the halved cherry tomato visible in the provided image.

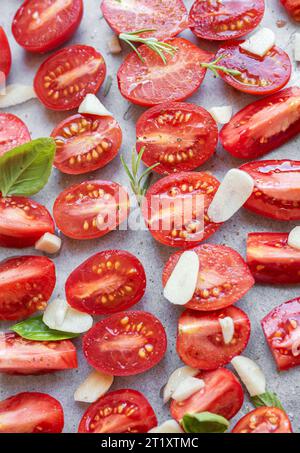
[0,392,64,433]
[117,38,212,107]
[0,27,11,77]
[220,87,300,159]
[12,0,83,53]
[170,368,243,421]
[51,113,122,175]
[0,197,55,248]
[163,244,254,311]
[261,298,300,371]
[66,250,146,315]
[78,389,157,433]
[136,102,218,175]
[240,160,300,221]
[34,45,106,111]
[83,311,167,376]
[101,0,188,40]
[189,0,265,41]
[53,180,129,240]
[0,333,77,375]
[142,172,221,248]
[281,0,300,21]
[232,407,292,433]
[0,113,31,157]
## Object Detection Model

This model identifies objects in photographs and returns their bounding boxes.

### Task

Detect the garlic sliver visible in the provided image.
[74,370,113,403]
[288,226,300,250]
[219,316,234,344]
[35,233,61,254]
[0,84,36,108]
[231,355,266,397]
[78,93,112,117]
[172,376,205,402]
[209,106,232,124]
[148,420,184,433]
[43,298,93,333]
[163,365,199,404]
[240,28,276,58]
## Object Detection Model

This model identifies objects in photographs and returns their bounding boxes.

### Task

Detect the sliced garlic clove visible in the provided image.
[219,316,235,344]
[209,106,233,124]
[0,84,36,108]
[43,297,68,327]
[240,28,276,58]
[163,365,199,404]
[43,298,93,333]
[35,232,61,254]
[74,370,114,403]
[148,420,184,433]
[172,376,205,402]
[288,226,300,250]
[78,93,112,117]
[231,355,266,397]
[107,35,122,54]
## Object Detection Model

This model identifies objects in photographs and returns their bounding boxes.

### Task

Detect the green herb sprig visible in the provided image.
[201,55,242,78]
[11,316,79,342]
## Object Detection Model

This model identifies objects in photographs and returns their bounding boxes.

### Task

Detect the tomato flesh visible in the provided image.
[281,0,300,21]
[0,27,11,77]
[232,406,292,433]
[0,113,31,157]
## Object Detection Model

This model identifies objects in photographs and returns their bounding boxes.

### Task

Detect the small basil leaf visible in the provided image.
[251,392,284,411]
[182,412,230,433]
[0,138,55,197]
[11,316,79,341]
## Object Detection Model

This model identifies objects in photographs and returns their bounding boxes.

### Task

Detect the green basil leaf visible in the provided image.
[0,138,55,196]
[11,316,79,341]
[251,392,284,411]
[182,412,230,433]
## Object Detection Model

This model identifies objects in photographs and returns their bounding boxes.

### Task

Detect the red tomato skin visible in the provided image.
[232,406,293,433]
[0,392,64,433]
[0,27,11,77]
[281,0,300,21]
[0,113,31,157]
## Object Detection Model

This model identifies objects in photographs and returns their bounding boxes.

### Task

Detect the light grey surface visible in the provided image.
[0,0,300,433]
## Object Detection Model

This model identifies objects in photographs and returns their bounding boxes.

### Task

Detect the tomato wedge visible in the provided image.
[0,333,77,375]
[117,38,212,107]
[240,160,300,221]
[0,113,31,157]
[281,0,300,21]
[0,392,64,433]
[51,113,122,174]
[220,87,300,159]
[136,102,218,175]
[142,172,221,248]
[53,180,129,240]
[66,250,146,315]
[0,27,11,77]
[78,389,157,433]
[232,407,292,433]
[34,45,106,110]
[189,0,265,41]
[83,311,167,376]
[12,0,83,53]
[170,368,243,421]
[163,244,254,311]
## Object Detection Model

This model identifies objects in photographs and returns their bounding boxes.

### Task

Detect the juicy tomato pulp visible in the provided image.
[34,45,106,110]
[0,114,31,156]
[232,407,292,433]
[51,113,122,174]
[12,0,83,53]
[83,311,167,376]
[136,102,218,175]
[53,180,129,240]
[0,392,64,433]
[0,27,11,77]
[0,197,54,248]
[261,298,300,371]
[163,244,254,311]
[142,172,221,248]
[78,389,157,433]
[281,0,300,21]
[170,368,243,421]
[240,160,300,221]
[117,38,212,107]
[66,250,146,315]
[101,0,188,40]
[0,333,77,375]
[220,87,300,159]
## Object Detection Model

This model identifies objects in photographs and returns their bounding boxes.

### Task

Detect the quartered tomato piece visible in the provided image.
[0,27,11,77]
[220,87,300,159]
[83,311,167,376]
[142,172,221,248]
[66,250,146,315]
[136,102,218,175]
[117,38,212,107]
[281,0,300,21]
[34,45,106,110]
[78,389,157,433]
[0,392,64,433]
[232,407,292,433]
[170,368,243,421]
[240,160,300,221]
[189,0,265,41]
[101,0,188,40]
[53,180,129,240]
[0,113,31,156]
[12,0,83,53]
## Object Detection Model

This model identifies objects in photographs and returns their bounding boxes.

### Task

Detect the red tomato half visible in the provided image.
[170,368,243,421]
[142,172,221,248]
[136,102,218,175]
[281,0,300,21]
[12,0,83,53]
[240,160,300,221]
[117,38,212,107]
[0,392,64,433]
[220,87,300,159]
[189,0,265,41]
[78,389,157,433]
[34,45,106,110]
[0,27,11,77]
[0,113,31,157]
[66,250,146,315]
[232,407,292,433]
[51,113,122,174]
[0,333,77,375]
[83,311,167,376]
[163,244,254,311]
[53,180,129,240]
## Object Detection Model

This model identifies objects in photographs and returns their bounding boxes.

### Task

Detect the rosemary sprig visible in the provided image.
[201,55,242,78]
